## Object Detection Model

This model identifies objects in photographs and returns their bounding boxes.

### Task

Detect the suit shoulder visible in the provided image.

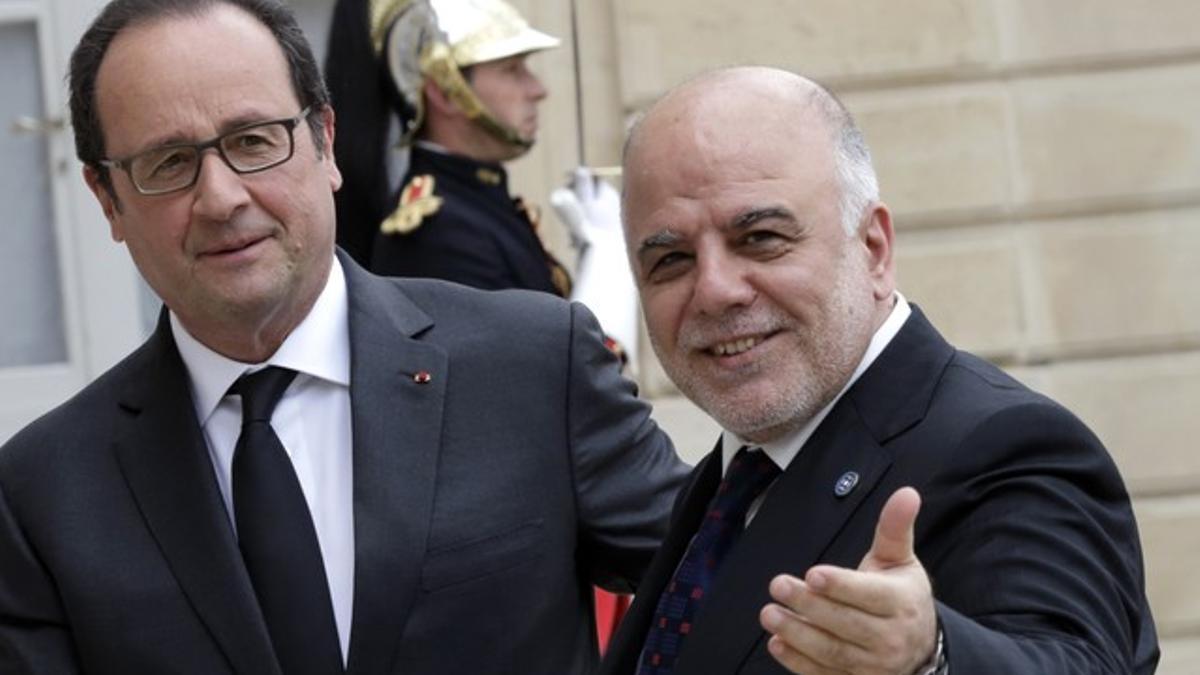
[926,350,1108,464]
[1,341,152,469]
[377,278,596,382]
[936,350,1050,411]
[391,277,572,329]
[945,349,1026,389]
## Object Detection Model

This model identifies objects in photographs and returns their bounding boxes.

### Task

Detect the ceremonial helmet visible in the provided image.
[369,0,560,148]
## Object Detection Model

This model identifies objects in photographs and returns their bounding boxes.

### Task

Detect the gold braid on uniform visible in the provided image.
[380,174,443,235]
[515,196,573,298]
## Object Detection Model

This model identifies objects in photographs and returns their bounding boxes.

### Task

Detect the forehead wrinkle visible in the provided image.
[96,5,295,156]
[128,110,280,154]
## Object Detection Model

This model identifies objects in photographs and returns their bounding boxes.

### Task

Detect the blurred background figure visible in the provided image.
[326,0,639,361]
[325,0,640,650]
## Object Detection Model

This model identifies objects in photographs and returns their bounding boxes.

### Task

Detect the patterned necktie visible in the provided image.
[637,447,781,675]
[230,367,343,674]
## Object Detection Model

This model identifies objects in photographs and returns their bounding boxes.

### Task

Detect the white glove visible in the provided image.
[551,168,640,368]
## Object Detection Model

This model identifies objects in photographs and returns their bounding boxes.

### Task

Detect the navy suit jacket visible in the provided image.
[0,253,688,674]
[602,307,1158,675]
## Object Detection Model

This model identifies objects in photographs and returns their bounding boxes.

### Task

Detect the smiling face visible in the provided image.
[84,4,342,361]
[623,69,895,442]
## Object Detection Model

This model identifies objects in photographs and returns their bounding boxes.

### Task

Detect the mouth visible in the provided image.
[705,331,778,358]
[201,235,269,258]
[195,234,276,268]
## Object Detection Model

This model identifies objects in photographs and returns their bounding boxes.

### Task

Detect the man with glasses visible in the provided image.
[0,1,687,673]
[98,107,313,196]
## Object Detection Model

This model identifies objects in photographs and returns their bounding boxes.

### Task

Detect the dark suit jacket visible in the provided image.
[0,253,688,675]
[369,146,564,295]
[602,308,1158,675]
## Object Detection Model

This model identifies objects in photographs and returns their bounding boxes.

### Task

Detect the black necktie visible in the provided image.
[230,367,343,674]
[637,447,781,674]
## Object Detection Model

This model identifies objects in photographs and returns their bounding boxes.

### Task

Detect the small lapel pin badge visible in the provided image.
[834,471,860,498]
[412,371,432,384]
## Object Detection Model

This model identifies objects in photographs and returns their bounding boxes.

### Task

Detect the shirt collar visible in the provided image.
[171,255,351,426]
[721,292,912,473]
[414,140,449,154]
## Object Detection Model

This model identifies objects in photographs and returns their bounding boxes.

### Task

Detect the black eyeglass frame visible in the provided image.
[98,106,314,196]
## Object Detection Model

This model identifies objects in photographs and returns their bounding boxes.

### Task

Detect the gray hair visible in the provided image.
[623,69,880,237]
[807,86,880,236]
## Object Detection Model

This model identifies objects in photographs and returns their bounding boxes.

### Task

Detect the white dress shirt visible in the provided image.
[171,256,355,662]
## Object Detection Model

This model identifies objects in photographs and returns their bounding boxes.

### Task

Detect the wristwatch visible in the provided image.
[914,621,947,675]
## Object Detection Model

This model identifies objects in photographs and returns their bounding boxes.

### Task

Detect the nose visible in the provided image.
[690,249,756,316]
[525,69,548,101]
[191,149,250,223]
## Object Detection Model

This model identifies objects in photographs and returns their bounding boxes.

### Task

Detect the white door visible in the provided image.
[0,0,145,442]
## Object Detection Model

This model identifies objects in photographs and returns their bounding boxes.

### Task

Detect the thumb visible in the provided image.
[861,487,921,571]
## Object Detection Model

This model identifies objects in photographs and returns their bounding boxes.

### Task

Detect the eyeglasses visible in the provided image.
[99,107,313,195]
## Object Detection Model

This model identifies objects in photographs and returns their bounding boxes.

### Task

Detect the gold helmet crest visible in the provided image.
[368,0,559,148]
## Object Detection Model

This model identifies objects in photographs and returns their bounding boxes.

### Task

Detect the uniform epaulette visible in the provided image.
[380,174,443,235]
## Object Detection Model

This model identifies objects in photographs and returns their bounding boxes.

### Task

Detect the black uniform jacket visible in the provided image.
[369,145,566,295]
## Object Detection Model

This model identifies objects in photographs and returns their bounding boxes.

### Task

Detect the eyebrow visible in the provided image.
[135,112,285,153]
[636,229,683,264]
[634,205,805,263]
[730,206,798,230]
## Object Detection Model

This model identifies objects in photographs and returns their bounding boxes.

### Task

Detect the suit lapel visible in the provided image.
[674,406,893,673]
[844,306,954,446]
[340,256,447,674]
[114,314,279,675]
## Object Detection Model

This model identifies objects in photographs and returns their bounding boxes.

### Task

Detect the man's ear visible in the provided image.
[859,202,896,302]
[317,104,343,191]
[82,164,124,242]
[422,79,460,118]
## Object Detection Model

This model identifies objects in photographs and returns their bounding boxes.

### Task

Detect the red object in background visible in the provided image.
[594,588,632,654]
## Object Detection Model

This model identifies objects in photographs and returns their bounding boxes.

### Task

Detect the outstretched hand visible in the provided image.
[759,487,937,675]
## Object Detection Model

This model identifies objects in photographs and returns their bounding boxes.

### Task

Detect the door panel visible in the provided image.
[0,18,69,368]
[0,0,144,442]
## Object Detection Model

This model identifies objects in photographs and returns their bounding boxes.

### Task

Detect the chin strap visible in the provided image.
[420,42,532,150]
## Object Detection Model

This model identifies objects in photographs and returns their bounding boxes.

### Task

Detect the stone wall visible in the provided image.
[503,1,1200,669]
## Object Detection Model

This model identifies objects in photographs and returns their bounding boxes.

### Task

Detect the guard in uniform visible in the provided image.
[376,144,572,295]
[326,0,644,650]
[326,0,570,296]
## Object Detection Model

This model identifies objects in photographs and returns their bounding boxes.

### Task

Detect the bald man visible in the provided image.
[602,66,1158,675]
